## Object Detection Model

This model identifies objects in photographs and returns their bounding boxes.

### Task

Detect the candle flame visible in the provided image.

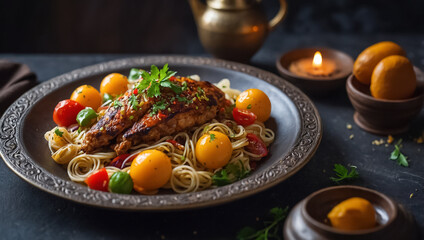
[312,51,322,68]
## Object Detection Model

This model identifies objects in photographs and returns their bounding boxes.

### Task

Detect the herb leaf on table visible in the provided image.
[390,139,408,167]
[330,164,359,183]
[237,207,289,240]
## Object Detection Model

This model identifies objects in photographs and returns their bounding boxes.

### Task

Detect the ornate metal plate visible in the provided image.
[0,56,322,210]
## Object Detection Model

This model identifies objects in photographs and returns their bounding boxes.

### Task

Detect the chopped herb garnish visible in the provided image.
[129,115,134,120]
[181,81,188,91]
[113,100,123,108]
[222,86,227,88]
[196,87,209,101]
[54,128,63,137]
[129,94,139,110]
[209,133,216,142]
[181,155,186,161]
[390,139,409,167]
[212,161,250,186]
[176,96,193,104]
[330,164,359,183]
[150,100,168,116]
[237,207,289,240]
[247,104,252,109]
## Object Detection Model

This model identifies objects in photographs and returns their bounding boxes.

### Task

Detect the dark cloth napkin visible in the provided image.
[0,60,37,115]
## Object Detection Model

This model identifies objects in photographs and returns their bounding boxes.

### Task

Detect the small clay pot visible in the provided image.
[276,47,353,96]
[346,67,424,135]
[284,185,418,240]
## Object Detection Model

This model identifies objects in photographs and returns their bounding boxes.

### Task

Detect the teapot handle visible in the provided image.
[268,0,287,31]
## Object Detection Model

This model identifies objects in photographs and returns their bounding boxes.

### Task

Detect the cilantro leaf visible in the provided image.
[134,64,179,98]
[147,81,161,98]
[113,100,123,108]
[397,154,408,167]
[150,65,160,79]
[129,68,144,81]
[129,94,139,110]
[236,207,289,240]
[54,128,63,137]
[209,133,216,142]
[212,161,250,186]
[330,164,359,183]
[390,139,409,167]
[181,81,188,91]
[160,79,182,94]
[247,104,252,109]
[212,169,232,186]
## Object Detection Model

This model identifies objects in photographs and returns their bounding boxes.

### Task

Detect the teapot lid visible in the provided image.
[207,0,257,10]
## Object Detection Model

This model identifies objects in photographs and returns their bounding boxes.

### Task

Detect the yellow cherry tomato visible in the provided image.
[100,73,128,96]
[70,85,102,110]
[130,150,172,192]
[195,131,232,170]
[236,89,271,122]
[327,197,376,231]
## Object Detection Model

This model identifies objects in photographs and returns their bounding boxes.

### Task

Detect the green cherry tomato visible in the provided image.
[109,172,133,194]
[76,108,97,127]
[103,93,114,103]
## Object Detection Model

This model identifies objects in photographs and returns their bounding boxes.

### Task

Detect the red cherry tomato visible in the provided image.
[245,133,268,157]
[53,100,85,127]
[108,154,136,169]
[84,168,109,192]
[232,107,257,126]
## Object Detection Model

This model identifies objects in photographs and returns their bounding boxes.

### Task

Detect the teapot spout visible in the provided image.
[188,0,206,24]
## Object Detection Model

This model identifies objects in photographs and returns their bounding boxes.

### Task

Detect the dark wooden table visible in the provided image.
[1,33,423,239]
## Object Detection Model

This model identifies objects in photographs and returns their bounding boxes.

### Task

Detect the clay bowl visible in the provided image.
[346,67,424,135]
[284,185,418,240]
[276,47,353,96]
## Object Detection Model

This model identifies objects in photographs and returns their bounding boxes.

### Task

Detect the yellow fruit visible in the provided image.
[130,150,172,192]
[195,131,232,169]
[100,73,128,96]
[70,85,102,110]
[328,197,376,231]
[353,41,405,85]
[236,89,271,122]
[370,55,416,100]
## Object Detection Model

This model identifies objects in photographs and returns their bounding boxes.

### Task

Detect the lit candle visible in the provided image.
[289,51,338,78]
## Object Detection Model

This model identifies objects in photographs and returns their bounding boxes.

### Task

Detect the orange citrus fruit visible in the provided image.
[353,41,405,85]
[370,55,416,100]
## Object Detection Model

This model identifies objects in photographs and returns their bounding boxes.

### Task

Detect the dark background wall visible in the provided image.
[0,0,423,53]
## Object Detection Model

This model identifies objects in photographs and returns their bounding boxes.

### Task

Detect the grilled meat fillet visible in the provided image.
[81,91,151,153]
[114,78,226,155]
[82,76,226,154]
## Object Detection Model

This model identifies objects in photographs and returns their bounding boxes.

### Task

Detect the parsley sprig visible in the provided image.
[212,160,250,186]
[135,64,181,98]
[330,163,359,183]
[128,94,139,110]
[237,207,289,240]
[390,139,408,167]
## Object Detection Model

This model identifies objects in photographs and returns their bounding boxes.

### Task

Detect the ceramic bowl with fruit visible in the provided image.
[346,41,424,135]
[283,185,418,240]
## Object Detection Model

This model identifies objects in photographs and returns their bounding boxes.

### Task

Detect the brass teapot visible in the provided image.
[189,0,287,62]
